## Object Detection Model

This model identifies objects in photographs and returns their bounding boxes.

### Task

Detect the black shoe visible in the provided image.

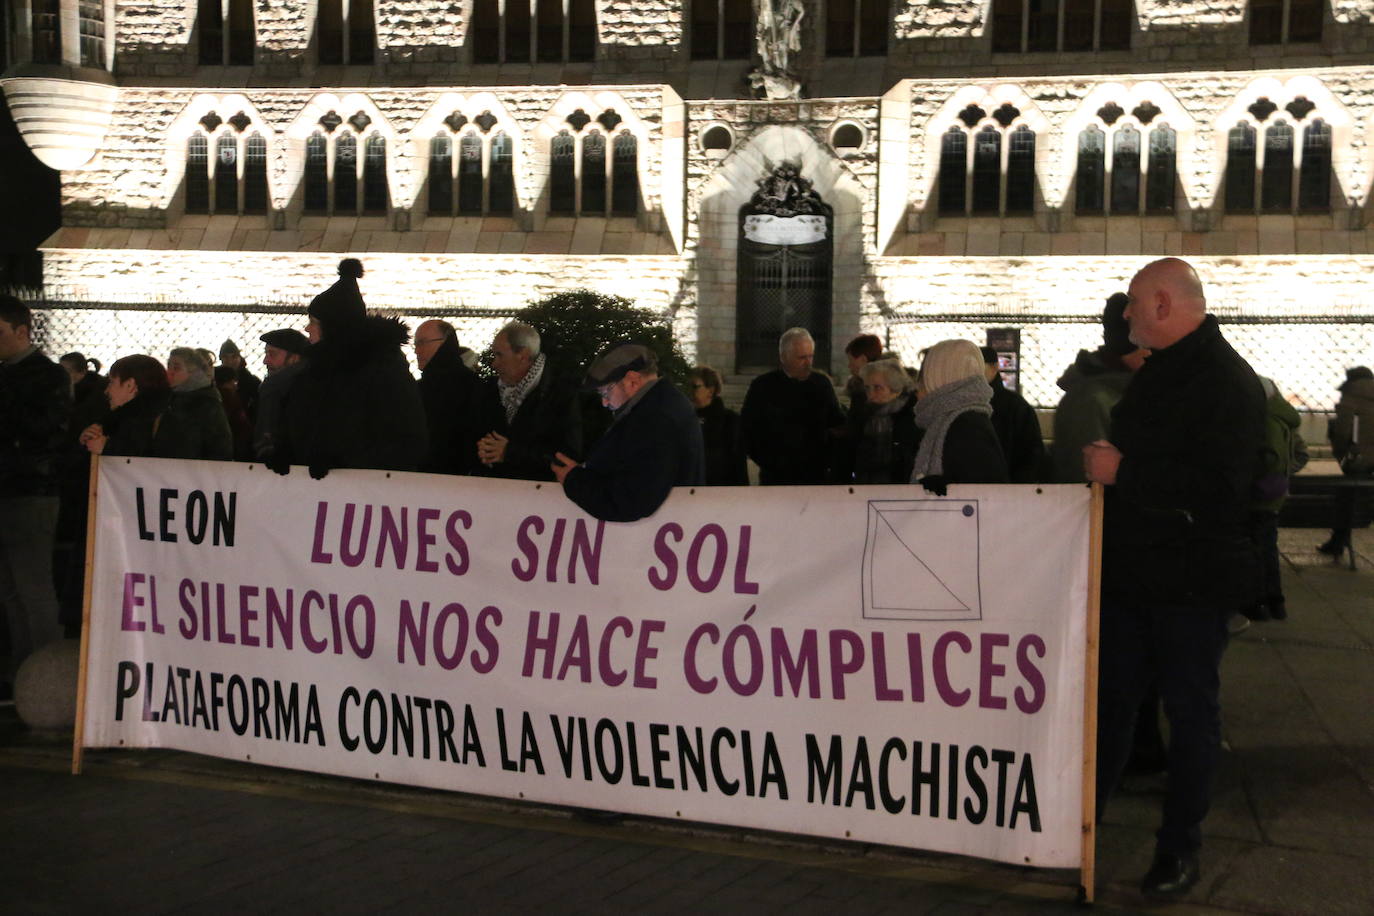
[1141,851,1200,897]
[1317,538,1346,556]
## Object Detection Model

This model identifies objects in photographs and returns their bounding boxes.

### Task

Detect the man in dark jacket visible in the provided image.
[554,344,705,522]
[979,345,1045,483]
[273,259,428,477]
[415,319,481,475]
[0,296,71,679]
[253,328,308,461]
[475,321,581,481]
[740,327,843,484]
[218,339,261,421]
[1084,258,1266,898]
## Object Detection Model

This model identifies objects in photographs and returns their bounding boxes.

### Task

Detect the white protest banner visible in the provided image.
[79,457,1093,868]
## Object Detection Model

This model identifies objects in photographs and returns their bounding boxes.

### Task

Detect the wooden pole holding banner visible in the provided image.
[70,455,100,775]
[1079,482,1105,903]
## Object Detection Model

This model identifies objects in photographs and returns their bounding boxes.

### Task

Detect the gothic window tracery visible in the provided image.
[991,0,1132,53]
[548,110,638,216]
[471,0,596,64]
[303,112,388,216]
[184,115,269,215]
[1074,107,1176,215]
[1224,97,1330,213]
[938,107,1037,217]
[427,112,517,217]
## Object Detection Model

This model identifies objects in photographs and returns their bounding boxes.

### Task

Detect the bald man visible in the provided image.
[414,319,481,475]
[1084,258,1266,897]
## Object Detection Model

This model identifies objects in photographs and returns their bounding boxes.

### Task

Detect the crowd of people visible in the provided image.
[3,255,1372,899]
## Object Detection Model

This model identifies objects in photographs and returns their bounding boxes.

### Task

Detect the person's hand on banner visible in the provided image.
[1083,439,1122,485]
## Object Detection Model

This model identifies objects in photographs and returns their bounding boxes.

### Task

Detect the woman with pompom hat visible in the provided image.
[271,259,427,477]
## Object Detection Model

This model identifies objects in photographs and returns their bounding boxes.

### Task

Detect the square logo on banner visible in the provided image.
[861,499,983,621]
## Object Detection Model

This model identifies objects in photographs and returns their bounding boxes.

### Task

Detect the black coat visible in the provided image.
[475,366,582,481]
[834,393,920,485]
[917,411,1010,493]
[989,374,1046,483]
[563,378,705,522]
[697,397,748,486]
[163,384,235,460]
[278,315,428,474]
[740,369,844,485]
[418,338,482,475]
[0,348,72,497]
[103,390,172,458]
[1104,316,1266,608]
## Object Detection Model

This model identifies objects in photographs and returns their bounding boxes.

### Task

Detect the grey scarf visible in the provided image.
[498,352,546,424]
[909,375,993,482]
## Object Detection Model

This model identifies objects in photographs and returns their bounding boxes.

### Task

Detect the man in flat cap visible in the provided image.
[552,343,704,522]
[253,328,308,461]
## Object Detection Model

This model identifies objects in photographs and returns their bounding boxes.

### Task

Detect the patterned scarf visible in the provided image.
[498,352,546,424]
[909,374,993,482]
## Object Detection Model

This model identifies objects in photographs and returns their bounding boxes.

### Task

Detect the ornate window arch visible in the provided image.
[937,102,1038,217]
[303,110,389,215]
[1073,101,1177,215]
[184,111,270,215]
[427,111,518,217]
[471,0,596,64]
[1224,96,1331,213]
[548,108,638,216]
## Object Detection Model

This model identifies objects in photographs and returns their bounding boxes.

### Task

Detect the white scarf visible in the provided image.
[498,352,546,424]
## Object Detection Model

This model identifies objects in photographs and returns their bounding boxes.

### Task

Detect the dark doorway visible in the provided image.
[735,162,833,371]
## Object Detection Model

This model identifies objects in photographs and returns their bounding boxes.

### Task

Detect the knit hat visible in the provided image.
[219,339,240,359]
[307,259,366,335]
[260,328,309,355]
[1102,292,1134,356]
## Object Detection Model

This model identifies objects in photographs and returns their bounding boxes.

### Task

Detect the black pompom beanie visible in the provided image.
[308,259,366,336]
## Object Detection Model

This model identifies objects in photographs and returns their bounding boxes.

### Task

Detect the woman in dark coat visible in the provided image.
[164,347,235,460]
[687,365,748,485]
[834,358,919,484]
[79,355,174,458]
[272,259,427,477]
[909,339,1008,493]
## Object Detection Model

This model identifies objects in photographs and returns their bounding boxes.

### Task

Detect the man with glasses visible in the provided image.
[414,319,481,475]
[475,321,581,480]
[553,344,704,522]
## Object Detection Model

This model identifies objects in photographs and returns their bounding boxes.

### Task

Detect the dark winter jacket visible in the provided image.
[916,411,1010,494]
[563,378,705,522]
[833,392,919,485]
[988,374,1045,483]
[1332,376,1374,473]
[164,383,235,460]
[475,367,582,481]
[419,337,482,475]
[102,390,172,458]
[1051,348,1134,484]
[740,369,844,485]
[277,315,428,475]
[1103,316,1266,609]
[0,348,73,497]
[697,397,748,486]
[252,362,303,461]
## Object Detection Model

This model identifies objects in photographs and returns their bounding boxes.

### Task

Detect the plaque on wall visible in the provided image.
[743,213,828,245]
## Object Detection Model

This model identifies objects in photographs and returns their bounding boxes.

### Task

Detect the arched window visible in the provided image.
[185,119,271,215]
[334,133,357,212]
[1006,126,1036,214]
[199,0,255,66]
[426,115,519,217]
[581,131,607,215]
[548,110,638,217]
[938,127,967,215]
[1075,125,1105,213]
[1074,111,1176,216]
[186,135,210,214]
[971,126,1001,214]
[611,132,638,216]
[1225,100,1330,214]
[993,0,1131,52]
[827,0,888,57]
[939,109,1036,217]
[693,0,752,60]
[472,0,594,63]
[305,133,329,213]
[363,135,388,214]
[317,0,375,65]
[214,134,238,214]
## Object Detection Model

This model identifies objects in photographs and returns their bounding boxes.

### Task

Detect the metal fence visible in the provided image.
[884,310,1374,411]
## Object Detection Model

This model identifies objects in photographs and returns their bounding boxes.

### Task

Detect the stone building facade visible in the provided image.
[3,0,1374,405]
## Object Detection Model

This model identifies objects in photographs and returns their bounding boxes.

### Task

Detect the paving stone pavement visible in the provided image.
[1,528,1371,915]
